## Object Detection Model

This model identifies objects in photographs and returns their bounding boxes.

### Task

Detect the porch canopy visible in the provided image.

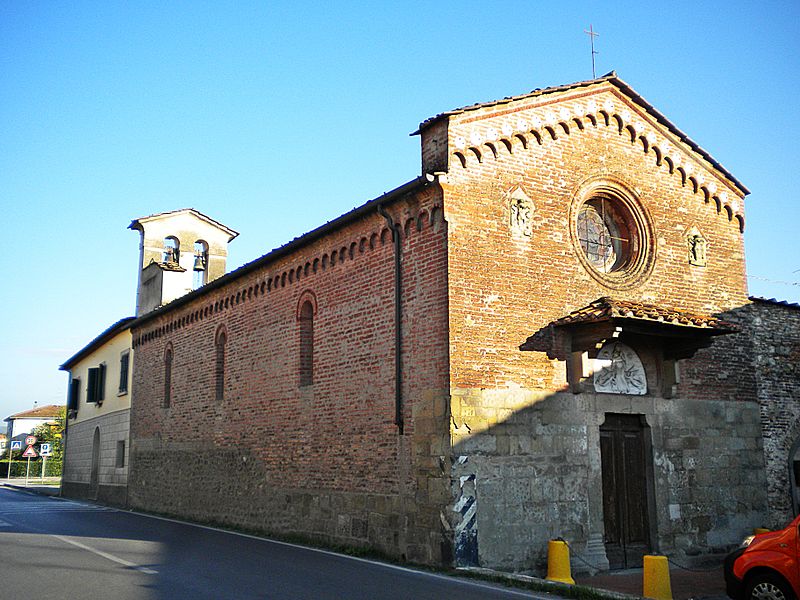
[521,296,738,360]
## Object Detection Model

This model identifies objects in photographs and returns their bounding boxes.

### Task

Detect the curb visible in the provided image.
[0,481,61,497]
[458,567,641,600]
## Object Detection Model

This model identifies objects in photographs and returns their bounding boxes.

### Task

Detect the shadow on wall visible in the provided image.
[447,302,777,575]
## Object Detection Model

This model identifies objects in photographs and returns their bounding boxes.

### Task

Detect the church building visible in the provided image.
[119,73,773,573]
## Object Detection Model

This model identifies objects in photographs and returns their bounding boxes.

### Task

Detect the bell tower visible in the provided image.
[129,209,238,316]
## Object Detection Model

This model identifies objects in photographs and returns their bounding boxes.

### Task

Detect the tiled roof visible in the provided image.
[6,404,64,421]
[129,208,239,239]
[414,72,748,195]
[60,316,135,370]
[552,297,737,331]
[416,73,620,131]
[131,176,432,329]
[147,259,186,272]
[749,296,800,310]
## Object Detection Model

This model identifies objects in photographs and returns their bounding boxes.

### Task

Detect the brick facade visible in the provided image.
[426,76,765,571]
[129,185,452,563]
[127,75,777,572]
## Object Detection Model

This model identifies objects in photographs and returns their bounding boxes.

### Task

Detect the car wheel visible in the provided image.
[746,573,796,600]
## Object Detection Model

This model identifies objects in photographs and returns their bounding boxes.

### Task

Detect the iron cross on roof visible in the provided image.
[584,25,599,79]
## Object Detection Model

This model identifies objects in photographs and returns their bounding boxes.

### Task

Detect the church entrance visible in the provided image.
[600,414,653,569]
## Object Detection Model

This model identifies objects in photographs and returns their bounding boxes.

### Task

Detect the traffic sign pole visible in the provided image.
[21,445,37,485]
[7,441,21,480]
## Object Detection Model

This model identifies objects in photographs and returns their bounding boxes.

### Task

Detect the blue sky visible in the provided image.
[1,1,798,422]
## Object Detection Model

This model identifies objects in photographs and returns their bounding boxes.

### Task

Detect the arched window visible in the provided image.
[163,236,180,264]
[299,301,314,387]
[164,346,173,408]
[215,328,227,402]
[193,240,209,290]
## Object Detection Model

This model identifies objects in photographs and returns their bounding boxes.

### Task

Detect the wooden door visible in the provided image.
[600,414,652,569]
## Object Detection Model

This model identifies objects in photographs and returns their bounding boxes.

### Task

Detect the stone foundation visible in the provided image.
[450,388,767,574]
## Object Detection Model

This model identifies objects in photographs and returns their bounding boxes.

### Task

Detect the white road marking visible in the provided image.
[52,535,158,575]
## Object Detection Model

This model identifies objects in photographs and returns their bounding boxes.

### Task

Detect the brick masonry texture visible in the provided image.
[740,299,800,527]
[129,188,452,563]
[126,77,789,572]
[431,82,766,572]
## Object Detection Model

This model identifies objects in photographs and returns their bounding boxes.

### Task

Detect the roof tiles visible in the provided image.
[552,297,736,331]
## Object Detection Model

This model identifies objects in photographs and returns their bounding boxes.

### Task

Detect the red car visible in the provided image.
[725,515,800,600]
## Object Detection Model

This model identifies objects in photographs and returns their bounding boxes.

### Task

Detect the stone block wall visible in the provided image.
[62,408,129,506]
[450,389,766,574]
[741,299,800,527]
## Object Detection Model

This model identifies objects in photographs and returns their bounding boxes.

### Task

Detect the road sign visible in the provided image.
[0,441,5,450]
[10,440,22,451]
[25,436,37,446]
[21,446,37,459]
[40,443,52,457]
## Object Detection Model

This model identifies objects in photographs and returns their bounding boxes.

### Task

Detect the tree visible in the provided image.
[29,407,66,462]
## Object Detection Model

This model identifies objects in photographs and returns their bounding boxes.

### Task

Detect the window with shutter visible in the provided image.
[97,363,106,403]
[87,368,99,403]
[87,364,106,404]
[68,378,80,414]
[118,351,130,394]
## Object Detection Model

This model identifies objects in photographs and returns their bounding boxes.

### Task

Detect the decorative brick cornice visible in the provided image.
[132,204,445,349]
[448,86,746,233]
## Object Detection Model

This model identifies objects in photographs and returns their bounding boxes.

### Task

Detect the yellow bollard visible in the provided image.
[643,555,673,600]
[546,539,575,585]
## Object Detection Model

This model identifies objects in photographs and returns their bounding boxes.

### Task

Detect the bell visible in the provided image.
[193,254,206,271]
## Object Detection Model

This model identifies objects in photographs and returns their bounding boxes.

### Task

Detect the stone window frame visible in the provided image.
[569,175,656,290]
[115,440,126,469]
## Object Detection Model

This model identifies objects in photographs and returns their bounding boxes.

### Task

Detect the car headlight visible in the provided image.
[740,535,755,548]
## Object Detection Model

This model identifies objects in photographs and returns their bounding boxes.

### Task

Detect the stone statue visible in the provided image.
[688,230,707,267]
[594,342,647,395]
[509,189,534,237]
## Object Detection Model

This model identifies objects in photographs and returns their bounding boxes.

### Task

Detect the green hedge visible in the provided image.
[0,459,62,478]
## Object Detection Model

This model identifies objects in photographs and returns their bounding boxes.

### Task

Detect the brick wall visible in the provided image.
[129,186,452,563]
[440,85,750,395]
[435,81,766,571]
[127,77,772,572]
[741,299,800,527]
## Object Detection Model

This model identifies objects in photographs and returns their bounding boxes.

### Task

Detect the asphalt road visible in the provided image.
[0,486,546,600]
